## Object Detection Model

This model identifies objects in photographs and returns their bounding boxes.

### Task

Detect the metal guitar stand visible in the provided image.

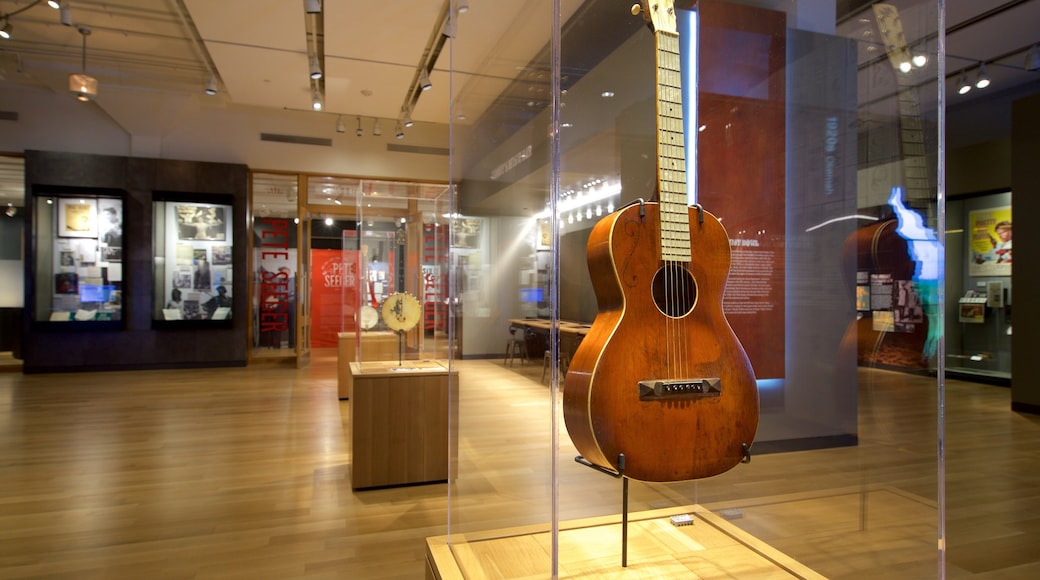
[575,453,630,568]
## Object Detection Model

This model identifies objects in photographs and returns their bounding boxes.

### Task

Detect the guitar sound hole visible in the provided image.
[652,263,697,318]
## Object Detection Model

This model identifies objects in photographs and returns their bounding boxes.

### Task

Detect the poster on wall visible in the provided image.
[58,199,98,238]
[175,205,227,241]
[968,206,1012,277]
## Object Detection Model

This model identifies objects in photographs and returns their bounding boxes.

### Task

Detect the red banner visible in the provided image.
[310,249,359,348]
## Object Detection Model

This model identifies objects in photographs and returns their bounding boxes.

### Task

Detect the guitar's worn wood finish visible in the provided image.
[563,202,758,482]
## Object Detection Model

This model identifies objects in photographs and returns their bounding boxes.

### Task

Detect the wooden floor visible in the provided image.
[0,351,1038,578]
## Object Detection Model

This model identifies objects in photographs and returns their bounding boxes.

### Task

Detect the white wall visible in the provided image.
[0,82,450,181]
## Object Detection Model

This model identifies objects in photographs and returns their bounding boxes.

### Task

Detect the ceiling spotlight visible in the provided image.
[395,120,405,140]
[335,115,345,133]
[898,52,912,73]
[911,44,928,68]
[60,3,72,26]
[204,75,218,95]
[975,63,990,90]
[402,107,414,128]
[304,0,321,14]
[373,118,382,136]
[69,26,97,101]
[419,68,432,91]
[48,1,61,8]
[956,71,972,95]
[1026,44,1040,72]
[355,116,363,137]
[458,0,469,13]
[309,54,322,80]
[1,19,12,40]
[311,87,323,111]
[442,13,456,38]
[5,205,15,217]
[324,217,333,226]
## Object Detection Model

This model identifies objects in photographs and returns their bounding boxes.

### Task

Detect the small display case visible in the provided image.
[31,188,125,326]
[152,193,234,326]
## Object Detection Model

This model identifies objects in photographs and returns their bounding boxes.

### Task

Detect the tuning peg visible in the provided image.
[631,4,641,16]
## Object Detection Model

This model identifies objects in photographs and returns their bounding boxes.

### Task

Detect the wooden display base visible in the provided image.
[337,331,400,399]
[350,360,457,490]
[425,505,824,579]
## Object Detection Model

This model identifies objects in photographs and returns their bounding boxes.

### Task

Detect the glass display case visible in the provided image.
[432,0,945,577]
[350,179,452,364]
[944,192,1012,381]
[152,194,234,325]
[31,188,125,325]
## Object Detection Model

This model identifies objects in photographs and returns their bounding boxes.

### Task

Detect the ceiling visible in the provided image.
[1,0,1039,212]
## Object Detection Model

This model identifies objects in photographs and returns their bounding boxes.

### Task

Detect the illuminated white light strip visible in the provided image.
[533,182,621,219]
[804,214,880,233]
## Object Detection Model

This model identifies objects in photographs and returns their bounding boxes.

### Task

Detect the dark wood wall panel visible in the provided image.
[23,150,248,373]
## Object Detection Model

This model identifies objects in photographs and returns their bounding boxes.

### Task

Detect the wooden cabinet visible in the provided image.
[349,361,457,490]
[337,331,401,399]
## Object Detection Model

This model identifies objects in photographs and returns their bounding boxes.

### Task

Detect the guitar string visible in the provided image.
[665,29,687,383]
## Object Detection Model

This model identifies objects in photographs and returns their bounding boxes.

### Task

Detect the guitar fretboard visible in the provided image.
[656,31,691,262]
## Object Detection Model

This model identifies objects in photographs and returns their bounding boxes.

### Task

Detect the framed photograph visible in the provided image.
[102,246,122,262]
[98,198,123,247]
[212,244,231,265]
[55,272,79,294]
[175,204,227,241]
[58,198,98,238]
[959,302,985,324]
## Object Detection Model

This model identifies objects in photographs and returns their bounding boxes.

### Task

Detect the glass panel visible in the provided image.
[442,0,943,578]
[0,155,25,366]
[153,198,234,322]
[32,192,124,324]
[354,179,451,364]
[251,173,299,356]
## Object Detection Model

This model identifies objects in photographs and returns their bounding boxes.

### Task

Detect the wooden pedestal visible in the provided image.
[349,361,456,490]
[337,331,400,399]
[425,505,823,579]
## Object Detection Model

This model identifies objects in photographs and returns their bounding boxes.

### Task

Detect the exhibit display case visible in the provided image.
[349,179,452,365]
[152,194,234,325]
[432,0,946,577]
[944,193,1012,381]
[30,188,125,326]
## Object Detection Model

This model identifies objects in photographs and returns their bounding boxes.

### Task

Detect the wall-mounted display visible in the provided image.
[153,194,234,325]
[31,191,125,325]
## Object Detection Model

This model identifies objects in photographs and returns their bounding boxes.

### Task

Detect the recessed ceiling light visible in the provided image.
[601,91,615,98]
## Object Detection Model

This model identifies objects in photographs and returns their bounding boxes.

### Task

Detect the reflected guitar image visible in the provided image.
[562,0,759,483]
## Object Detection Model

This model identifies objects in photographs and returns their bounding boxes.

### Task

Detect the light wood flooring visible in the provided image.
[0,351,1038,578]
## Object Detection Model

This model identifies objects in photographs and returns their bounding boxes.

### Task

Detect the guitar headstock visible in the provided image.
[632,0,677,35]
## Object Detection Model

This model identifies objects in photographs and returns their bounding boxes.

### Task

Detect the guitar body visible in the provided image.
[563,201,759,482]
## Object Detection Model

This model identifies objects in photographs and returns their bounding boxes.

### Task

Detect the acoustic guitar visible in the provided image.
[562,0,759,483]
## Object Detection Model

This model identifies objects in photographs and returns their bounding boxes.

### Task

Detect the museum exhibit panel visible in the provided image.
[429,0,945,577]
[152,194,234,325]
[31,188,125,326]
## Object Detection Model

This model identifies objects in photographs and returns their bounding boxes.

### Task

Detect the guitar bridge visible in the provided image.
[639,378,721,400]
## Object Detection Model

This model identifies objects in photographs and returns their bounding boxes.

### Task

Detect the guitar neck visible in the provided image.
[655,30,691,262]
